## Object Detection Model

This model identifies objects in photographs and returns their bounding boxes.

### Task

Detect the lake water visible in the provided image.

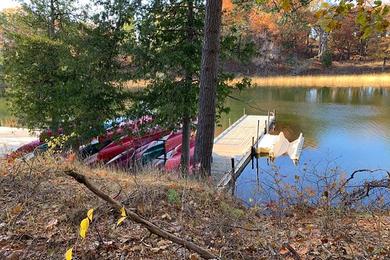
[217,87,390,206]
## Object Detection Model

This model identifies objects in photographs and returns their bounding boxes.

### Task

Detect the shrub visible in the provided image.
[321,51,333,68]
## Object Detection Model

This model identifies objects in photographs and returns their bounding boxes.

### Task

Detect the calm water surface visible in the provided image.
[217,87,390,205]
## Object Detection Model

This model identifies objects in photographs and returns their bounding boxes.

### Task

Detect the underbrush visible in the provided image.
[0,156,389,259]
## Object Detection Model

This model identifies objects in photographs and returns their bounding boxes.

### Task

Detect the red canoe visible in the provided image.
[8,140,42,159]
[164,132,183,152]
[165,138,195,171]
[97,130,168,163]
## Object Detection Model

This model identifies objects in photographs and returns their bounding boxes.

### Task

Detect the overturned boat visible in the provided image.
[255,132,304,162]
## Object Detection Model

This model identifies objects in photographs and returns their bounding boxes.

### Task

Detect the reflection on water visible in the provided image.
[217,87,390,205]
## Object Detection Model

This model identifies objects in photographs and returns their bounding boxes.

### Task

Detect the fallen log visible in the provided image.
[64,169,217,259]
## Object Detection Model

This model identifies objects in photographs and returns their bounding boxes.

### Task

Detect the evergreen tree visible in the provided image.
[1,0,135,142]
[129,0,251,174]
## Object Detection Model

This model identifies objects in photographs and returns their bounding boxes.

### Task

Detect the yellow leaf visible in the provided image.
[65,247,72,260]
[120,207,126,217]
[87,208,94,222]
[79,218,89,239]
[117,216,127,226]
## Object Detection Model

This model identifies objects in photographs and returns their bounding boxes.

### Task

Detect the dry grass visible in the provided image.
[123,80,149,91]
[233,73,390,88]
[1,157,389,259]
[123,73,390,90]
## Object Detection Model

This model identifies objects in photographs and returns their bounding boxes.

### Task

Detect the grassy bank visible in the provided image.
[1,158,389,259]
[232,73,390,88]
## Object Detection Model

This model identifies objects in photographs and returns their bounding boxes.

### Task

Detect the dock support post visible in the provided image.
[264,120,267,134]
[256,120,260,142]
[267,111,270,133]
[256,155,259,185]
[231,158,235,196]
[256,158,260,188]
[251,137,255,169]
[243,107,246,115]
[228,118,231,127]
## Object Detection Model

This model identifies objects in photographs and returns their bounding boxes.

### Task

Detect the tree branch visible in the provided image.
[64,169,217,259]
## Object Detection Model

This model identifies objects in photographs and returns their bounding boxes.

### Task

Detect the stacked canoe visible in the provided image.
[10,116,195,172]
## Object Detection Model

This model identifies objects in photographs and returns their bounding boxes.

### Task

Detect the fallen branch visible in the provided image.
[342,179,390,205]
[64,169,217,259]
[332,169,390,201]
[282,243,301,260]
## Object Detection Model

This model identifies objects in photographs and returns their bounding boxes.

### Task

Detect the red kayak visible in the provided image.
[98,122,135,143]
[99,116,153,143]
[164,132,183,152]
[98,130,168,163]
[165,138,195,171]
[8,140,42,159]
[103,135,134,150]
[133,131,181,162]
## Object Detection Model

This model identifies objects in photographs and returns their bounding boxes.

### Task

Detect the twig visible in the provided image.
[225,224,263,232]
[282,243,301,260]
[94,224,104,245]
[332,168,390,202]
[113,183,123,200]
[64,169,217,259]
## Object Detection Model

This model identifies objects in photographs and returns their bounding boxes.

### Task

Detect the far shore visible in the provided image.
[124,73,390,89]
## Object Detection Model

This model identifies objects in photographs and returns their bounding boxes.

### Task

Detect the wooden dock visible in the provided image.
[212,113,275,189]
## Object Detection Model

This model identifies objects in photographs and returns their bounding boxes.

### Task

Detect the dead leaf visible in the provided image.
[161,213,171,221]
[189,253,200,260]
[11,204,23,215]
[45,219,58,230]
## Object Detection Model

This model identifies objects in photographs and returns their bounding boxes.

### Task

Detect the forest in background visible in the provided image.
[221,0,390,75]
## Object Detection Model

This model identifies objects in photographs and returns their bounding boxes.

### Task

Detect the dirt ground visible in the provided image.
[0,158,389,259]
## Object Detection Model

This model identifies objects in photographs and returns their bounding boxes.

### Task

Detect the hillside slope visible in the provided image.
[0,158,389,259]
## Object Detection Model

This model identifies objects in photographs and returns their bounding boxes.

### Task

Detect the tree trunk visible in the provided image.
[194,0,223,177]
[318,28,328,58]
[180,114,191,174]
[180,0,194,175]
[48,0,55,38]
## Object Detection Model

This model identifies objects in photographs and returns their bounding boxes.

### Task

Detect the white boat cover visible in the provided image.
[256,132,304,162]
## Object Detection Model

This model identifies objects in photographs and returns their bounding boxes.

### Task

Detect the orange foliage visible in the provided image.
[222,0,233,12]
[249,9,279,35]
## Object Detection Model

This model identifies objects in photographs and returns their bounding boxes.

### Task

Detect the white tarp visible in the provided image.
[256,132,304,162]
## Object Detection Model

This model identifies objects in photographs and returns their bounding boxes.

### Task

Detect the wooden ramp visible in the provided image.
[212,114,275,188]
